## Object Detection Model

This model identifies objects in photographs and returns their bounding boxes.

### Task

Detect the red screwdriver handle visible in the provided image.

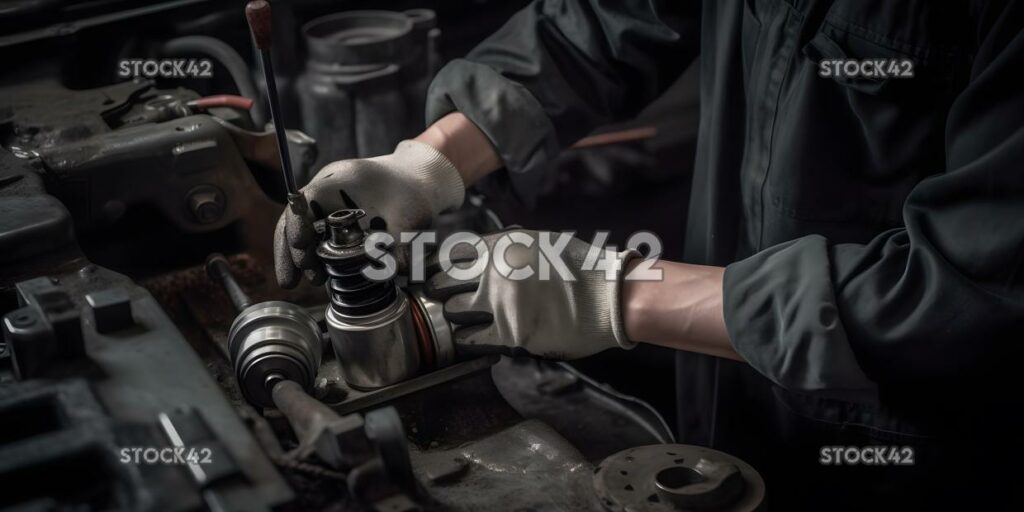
[245,0,272,50]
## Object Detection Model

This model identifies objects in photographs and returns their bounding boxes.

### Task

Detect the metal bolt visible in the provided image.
[187,185,226,224]
[327,209,366,247]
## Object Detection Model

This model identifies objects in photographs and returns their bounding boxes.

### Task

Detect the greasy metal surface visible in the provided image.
[270,379,371,470]
[594,444,765,512]
[493,357,675,462]
[0,79,309,242]
[412,420,600,511]
[327,356,499,416]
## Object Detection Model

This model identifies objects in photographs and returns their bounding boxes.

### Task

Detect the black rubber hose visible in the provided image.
[162,35,266,126]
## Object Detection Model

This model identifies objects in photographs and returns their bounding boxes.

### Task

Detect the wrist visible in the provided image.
[607,249,642,351]
[414,112,502,186]
[622,260,742,361]
[392,140,466,214]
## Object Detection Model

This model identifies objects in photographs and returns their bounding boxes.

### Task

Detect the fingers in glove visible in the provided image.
[442,293,493,325]
[425,269,480,300]
[284,203,319,268]
[420,235,488,277]
[274,215,301,288]
[452,325,530,358]
[284,208,322,271]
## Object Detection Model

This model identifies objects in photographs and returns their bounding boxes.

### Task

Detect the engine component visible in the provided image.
[406,285,456,370]
[227,302,322,410]
[270,378,372,469]
[0,79,314,235]
[320,209,421,389]
[2,285,85,380]
[296,8,441,172]
[207,253,322,409]
[270,379,419,508]
[0,221,291,510]
[207,252,418,507]
[593,444,765,512]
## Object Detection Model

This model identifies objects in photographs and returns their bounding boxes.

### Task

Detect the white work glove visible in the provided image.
[275,140,465,288]
[423,230,639,359]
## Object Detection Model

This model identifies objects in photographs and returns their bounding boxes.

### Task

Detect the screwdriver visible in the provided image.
[245,0,311,220]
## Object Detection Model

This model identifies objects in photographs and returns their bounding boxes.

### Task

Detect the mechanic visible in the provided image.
[276,1,1024,509]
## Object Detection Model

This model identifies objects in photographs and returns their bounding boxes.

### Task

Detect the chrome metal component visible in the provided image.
[228,301,322,408]
[326,291,420,389]
[319,209,422,389]
[408,286,455,368]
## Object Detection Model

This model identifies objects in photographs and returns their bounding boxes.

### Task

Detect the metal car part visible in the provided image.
[228,301,323,409]
[407,286,455,370]
[593,444,765,512]
[0,172,292,510]
[326,296,420,390]
[297,9,441,171]
[492,357,676,462]
[206,250,419,508]
[1,79,315,235]
[320,209,421,389]
[207,253,323,409]
[266,371,419,509]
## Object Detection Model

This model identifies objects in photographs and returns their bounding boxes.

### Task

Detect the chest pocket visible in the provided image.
[806,1,969,99]
[755,0,972,246]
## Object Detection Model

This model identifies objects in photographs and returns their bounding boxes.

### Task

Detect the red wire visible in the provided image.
[187,95,254,111]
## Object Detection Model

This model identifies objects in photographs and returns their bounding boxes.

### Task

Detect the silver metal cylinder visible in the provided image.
[228,301,322,408]
[326,287,420,389]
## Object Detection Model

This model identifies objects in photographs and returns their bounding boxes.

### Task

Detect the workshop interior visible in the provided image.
[2,0,1020,511]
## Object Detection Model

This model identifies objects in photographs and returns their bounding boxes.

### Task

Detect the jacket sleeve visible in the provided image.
[425,0,698,203]
[722,4,1024,403]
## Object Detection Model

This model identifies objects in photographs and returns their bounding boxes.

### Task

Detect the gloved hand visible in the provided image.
[275,140,465,288]
[423,230,639,359]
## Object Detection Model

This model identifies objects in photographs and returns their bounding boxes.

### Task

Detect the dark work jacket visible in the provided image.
[426,1,1024,509]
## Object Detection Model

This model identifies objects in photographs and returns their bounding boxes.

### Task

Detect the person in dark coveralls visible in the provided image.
[276,1,1024,509]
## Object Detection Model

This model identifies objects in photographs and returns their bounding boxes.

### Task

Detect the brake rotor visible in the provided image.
[593,444,765,512]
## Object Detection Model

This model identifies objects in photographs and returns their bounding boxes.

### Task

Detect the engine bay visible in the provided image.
[0,2,759,511]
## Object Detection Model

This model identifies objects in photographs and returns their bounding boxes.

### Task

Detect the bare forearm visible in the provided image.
[623,260,743,362]
[414,112,503,186]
